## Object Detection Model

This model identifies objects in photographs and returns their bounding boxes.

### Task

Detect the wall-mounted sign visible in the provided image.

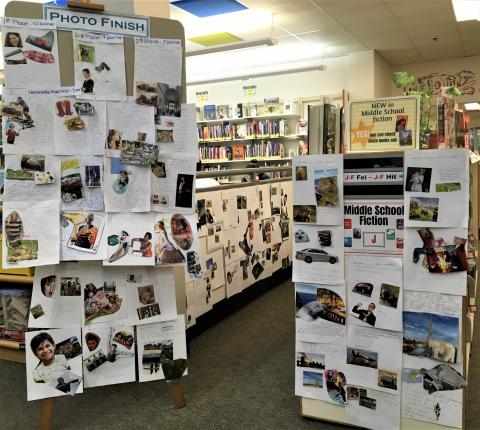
[243,85,256,97]
[347,95,420,152]
[344,170,404,184]
[412,70,477,96]
[196,91,208,102]
[44,5,149,37]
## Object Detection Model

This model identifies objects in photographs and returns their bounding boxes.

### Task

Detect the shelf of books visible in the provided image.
[197,99,306,165]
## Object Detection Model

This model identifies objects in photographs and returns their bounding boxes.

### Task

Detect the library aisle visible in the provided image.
[0,278,478,429]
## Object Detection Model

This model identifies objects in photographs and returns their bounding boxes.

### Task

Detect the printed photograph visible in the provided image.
[61,173,84,203]
[66,212,104,254]
[237,195,247,210]
[293,205,316,223]
[294,229,310,243]
[55,336,82,360]
[405,167,432,192]
[155,219,186,265]
[60,277,81,296]
[403,311,459,363]
[347,347,378,369]
[399,129,413,146]
[73,101,95,115]
[171,213,194,250]
[379,283,400,308]
[158,83,182,117]
[156,129,174,143]
[4,32,23,48]
[412,228,468,273]
[351,302,377,326]
[303,371,323,389]
[7,239,38,263]
[359,396,377,410]
[436,182,461,192]
[106,129,122,150]
[395,115,408,131]
[408,197,439,222]
[378,369,398,390]
[296,284,346,325]
[347,386,360,400]
[85,165,101,187]
[403,368,423,383]
[64,115,85,131]
[317,230,332,247]
[85,332,101,352]
[175,174,194,208]
[151,161,167,178]
[21,154,45,172]
[34,171,55,184]
[325,369,346,405]
[142,339,173,375]
[84,350,107,372]
[295,166,307,181]
[80,68,94,94]
[137,303,161,320]
[127,273,142,283]
[296,352,325,369]
[40,275,56,298]
[120,140,158,166]
[52,371,82,395]
[422,363,467,394]
[30,304,45,319]
[353,228,362,239]
[352,282,374,298]
[138,285,155,305]
[84,281,123,323]
[113,331,134,350]
[30,331,74,384]
[314,168,338,207]
[78,43,95,63]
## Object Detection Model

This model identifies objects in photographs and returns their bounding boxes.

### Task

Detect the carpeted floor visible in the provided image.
[0,280,477,429]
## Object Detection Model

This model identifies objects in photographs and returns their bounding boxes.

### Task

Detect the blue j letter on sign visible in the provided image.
[43,5,150,37]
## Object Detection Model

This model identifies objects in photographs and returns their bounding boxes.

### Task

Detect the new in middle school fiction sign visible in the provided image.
[347,95,420,152]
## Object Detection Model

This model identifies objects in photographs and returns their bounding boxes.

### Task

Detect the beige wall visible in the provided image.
[134,0,170,18]
[374,51,392,98]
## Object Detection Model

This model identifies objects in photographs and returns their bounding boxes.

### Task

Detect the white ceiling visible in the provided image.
[170,0,480,66]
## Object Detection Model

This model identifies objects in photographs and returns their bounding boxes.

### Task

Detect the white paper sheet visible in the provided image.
[60,156,104,211]
[153,212,202,279]
[404,149,469,228]
[2,199,60,268]
[103,157,151,212]
[26,328,83,401]
[346,386,400,430]
[124,267,177,325]
[83,266,128,326]
[204,248,226,291]
[206,221,224,253]
[104,212,155,266]
[346,255,403,332]
[292,224,344,285]
[292,154,344,225]
[344,199,404,255]
[403,227,468,295]
[295,341,347,405]
[73,32,126,101]
[53,97,106,155]
[295,282,346,344]
[220,189,238,229]
[82,323,135,388]
[2,18,61,89]
[223,226,241,265]
[346,321,403,393]
[29,263,86,328]
[150,152,197,214]
[226,261,242,298]
[60,211,107,261]
[106,97,156,157]
[1,87,72,154]
[136,315,187,383]
[185,277,213,322]
[157,104,198,154]
[4,154,60,201]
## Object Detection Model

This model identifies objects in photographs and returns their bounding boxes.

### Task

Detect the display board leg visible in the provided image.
[39,398,53,430]
[169,382,186,409]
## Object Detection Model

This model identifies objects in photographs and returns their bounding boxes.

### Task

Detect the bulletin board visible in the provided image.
[298,151,471,430]
[2,0,188,320]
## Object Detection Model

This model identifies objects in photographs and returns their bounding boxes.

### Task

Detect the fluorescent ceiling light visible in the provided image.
[452,0,480,21]
[187,65,327,86]
[186,37,278,57]
[464,102,480,111]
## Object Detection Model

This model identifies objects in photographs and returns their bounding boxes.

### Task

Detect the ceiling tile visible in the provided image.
[458,21,480,42]
[314,0,393,26]
[296,28,361,46]
[462,41,480,56]
[357,33,415,50]
[417,41,465,61]
[385,0,452,17]
[378,48,424,66]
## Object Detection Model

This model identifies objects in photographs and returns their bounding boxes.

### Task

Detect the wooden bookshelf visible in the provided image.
[197,113,301,124]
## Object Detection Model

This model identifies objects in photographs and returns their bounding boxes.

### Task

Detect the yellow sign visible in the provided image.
[61,159,80,170]
[243,85,256,97]
[347,95,420,152]
[196,91,208,102]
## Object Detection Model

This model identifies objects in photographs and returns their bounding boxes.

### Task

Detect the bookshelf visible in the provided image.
[197,101,305,165]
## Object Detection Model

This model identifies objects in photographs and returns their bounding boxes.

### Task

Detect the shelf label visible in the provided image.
[243,85,256,97]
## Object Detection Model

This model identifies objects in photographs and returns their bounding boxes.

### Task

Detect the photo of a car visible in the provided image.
[352,282,374,297]
[295,248,338,264]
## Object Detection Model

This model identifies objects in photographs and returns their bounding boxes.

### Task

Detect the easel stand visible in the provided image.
[2,1,189,428]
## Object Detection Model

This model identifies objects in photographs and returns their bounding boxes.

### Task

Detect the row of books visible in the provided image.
[198,99,298,121]
[199,142,286,161]
[198,120,290,141]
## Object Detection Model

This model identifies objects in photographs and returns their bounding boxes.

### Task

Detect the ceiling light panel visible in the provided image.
[170,0,247,18]
[452,0,480,21]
